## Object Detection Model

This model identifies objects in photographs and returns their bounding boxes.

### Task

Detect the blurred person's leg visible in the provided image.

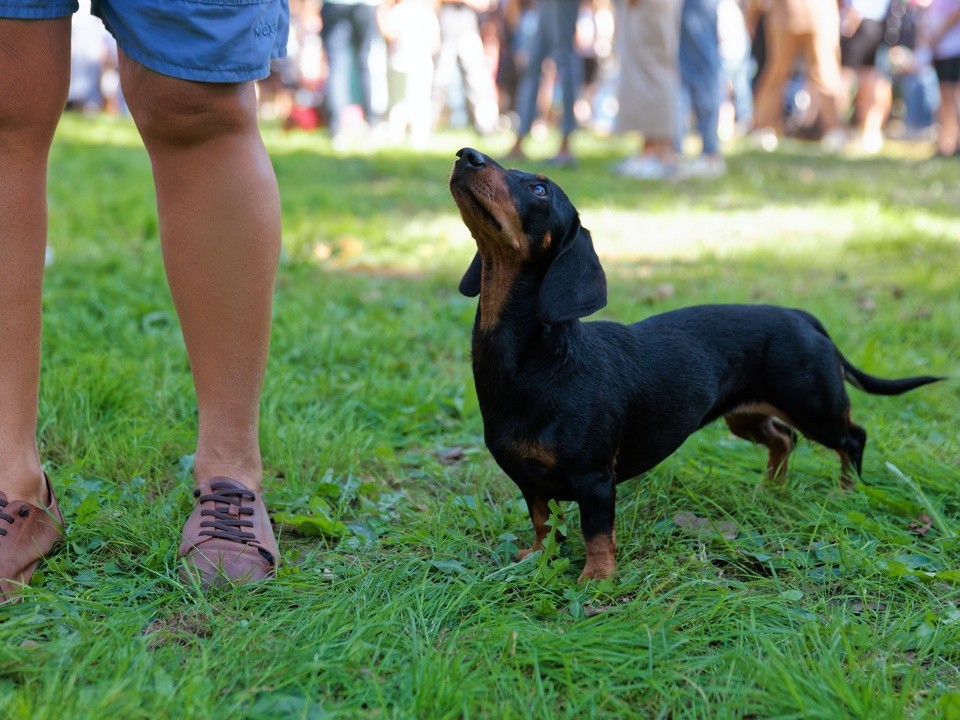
[724,45,754,135]
[320,3,353,139]
[454,7,498,135]
[433,5,467,128]
[352,3,382,127]
[409,64,435,148]
[0,18,71,506]
[902,66,939,132]
[753,26,801,134]
[936,80,959,155]
[678,0,721,156]
[387,68,407,142]
[840,17,889,150]
[508,8,549,157]
[804,10,843,136]
[933,58,960,155]
[613,0,681,177]
[857,66,891,148]
[551,0,581,161]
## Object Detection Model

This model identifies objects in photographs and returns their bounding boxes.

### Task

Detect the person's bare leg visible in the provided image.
[839,66,856,122]
[806,30,843,133]
[0,19,71,505]
[644,137,675,162]
[936,82,959,156]
[858,67,890,143]
[753,29,800,133]
[118,55,281,493]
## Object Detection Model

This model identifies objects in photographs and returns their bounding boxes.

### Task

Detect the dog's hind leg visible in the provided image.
[837,421,867,490]
[787,409,867,490]
[517,492,564,559]
[725,412,798,483]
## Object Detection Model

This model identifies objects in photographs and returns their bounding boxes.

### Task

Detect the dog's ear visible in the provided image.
[537,224,607,323]
[458,252,483,297]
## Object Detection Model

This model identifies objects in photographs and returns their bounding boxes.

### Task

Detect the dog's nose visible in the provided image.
[456,147,486,169]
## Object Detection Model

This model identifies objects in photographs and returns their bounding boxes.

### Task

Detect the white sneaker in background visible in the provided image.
[858,131,884,154]
[613,155,677,180]
[820,128,848,154]
[747,127,779,152]
[678,155,727,179]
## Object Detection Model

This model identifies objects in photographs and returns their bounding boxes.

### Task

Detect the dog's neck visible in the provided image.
[475,256,541,333]
[474,254,524,335]
[473,261,580,375]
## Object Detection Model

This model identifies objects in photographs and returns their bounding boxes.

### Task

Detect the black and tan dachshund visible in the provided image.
[449,147,944,582]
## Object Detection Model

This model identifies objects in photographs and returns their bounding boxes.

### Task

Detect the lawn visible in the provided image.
[1,113,958,719]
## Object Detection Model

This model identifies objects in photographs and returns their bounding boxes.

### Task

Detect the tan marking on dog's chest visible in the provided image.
[476,215,529,332]
[478,260,519,333]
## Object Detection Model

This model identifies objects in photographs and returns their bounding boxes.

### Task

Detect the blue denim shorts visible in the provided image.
[0,0,289,83]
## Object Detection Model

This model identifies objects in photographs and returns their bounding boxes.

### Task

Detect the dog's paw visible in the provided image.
[577,567,615,583]
[516,546,541,560]
[577,558,617,583]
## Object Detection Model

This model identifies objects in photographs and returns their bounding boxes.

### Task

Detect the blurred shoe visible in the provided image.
[821,128,848,154]
[747,127,779,152]
[613,155,676,180]
[0,475,65,603]
[678,154,727,179]
[931,147,960,159]
[547,152,577,168]
[859,132,884,155]
[892,125,937,142]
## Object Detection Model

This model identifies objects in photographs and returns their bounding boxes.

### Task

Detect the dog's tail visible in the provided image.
[791,309,946,396]
[839,358,944,396]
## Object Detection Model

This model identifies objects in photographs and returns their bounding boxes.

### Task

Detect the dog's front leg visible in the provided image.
[574,472,617,582]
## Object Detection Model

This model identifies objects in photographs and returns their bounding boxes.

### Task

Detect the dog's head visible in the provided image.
[449,148,607,325]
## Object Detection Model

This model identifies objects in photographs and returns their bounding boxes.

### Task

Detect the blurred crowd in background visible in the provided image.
[69,0,960,177]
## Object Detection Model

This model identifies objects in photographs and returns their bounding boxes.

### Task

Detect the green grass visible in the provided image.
[1,113,959,719]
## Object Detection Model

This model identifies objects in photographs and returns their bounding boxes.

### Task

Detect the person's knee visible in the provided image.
[122,60,258,149]
[0,21,70,148]
[0,88,64,153]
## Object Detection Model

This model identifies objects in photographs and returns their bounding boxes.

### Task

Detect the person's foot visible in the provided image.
[857,131,884,155]
[0,475,65,602]
[178,477,278,589]
[547,151,577,168]
[613,155,676,180]
[746,127,779,152]
[933,144,960,158]
[677,154,727,179]
[820,127,848,154]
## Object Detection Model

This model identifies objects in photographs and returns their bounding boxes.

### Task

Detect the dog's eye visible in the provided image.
[531,183,548,198]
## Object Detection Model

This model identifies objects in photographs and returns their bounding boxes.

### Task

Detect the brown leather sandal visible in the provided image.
[0,474,66,602]
[178,477,278,589]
